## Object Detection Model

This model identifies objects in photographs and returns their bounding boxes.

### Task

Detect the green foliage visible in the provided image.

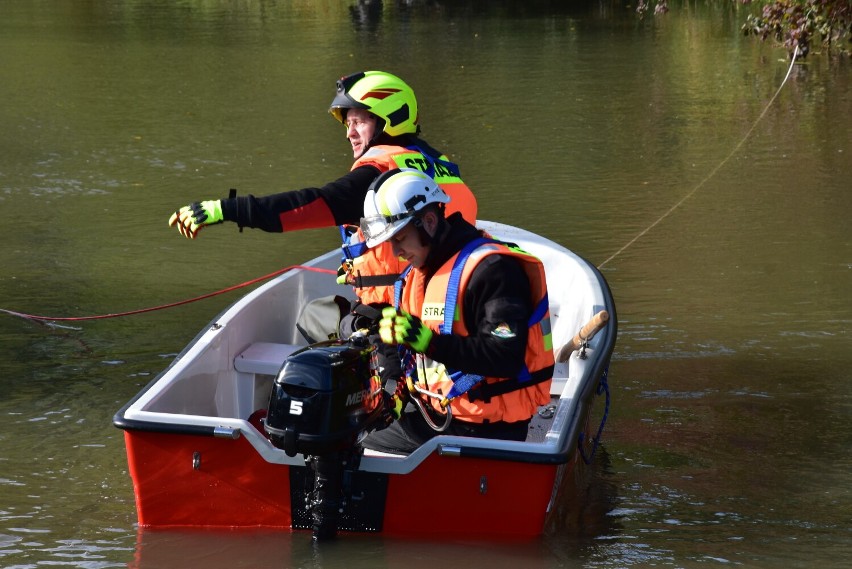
[638,0,851,59]
[636,0,670,17]
[741,0,852,58]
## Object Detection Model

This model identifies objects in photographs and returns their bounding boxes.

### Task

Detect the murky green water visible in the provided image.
[1,1,850,567]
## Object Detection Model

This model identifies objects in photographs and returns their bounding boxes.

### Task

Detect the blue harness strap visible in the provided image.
[398,237,551,404]
[443,370,483,402]
[441,237,511,401]
[394,265,413,310]
[529,293,549,328]
[341,240,368,261]
[405,144,461,179]
[441,237,497,334]
[339,225,368,261]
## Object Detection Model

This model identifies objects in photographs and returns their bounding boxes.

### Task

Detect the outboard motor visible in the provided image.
[264,337,385,540]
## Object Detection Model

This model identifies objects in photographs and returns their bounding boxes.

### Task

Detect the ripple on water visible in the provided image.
[0,532,23,546]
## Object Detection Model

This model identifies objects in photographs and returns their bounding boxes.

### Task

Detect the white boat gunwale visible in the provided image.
[113,220,617,473]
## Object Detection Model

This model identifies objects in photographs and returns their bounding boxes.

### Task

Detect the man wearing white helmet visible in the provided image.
[361,169,554,454]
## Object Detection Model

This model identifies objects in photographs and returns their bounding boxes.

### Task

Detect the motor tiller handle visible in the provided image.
[554,310,610,363]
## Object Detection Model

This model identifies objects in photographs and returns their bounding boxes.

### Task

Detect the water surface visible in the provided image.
[1,1,850,567]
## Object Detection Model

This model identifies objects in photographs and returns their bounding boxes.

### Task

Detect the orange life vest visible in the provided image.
[397,238,554,424]
[340,144,476,306]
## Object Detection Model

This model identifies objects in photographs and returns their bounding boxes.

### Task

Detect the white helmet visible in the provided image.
[361,168,451,247]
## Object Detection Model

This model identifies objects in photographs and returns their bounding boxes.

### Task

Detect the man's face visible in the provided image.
[344,108,377,159]
[389,222,430,269]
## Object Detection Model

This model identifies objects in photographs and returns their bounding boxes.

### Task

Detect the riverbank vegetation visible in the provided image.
[638,0,851,59]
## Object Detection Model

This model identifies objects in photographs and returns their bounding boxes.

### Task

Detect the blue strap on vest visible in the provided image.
[394,265,413,309]
[441,237,497,333]
[339,225,369,261]
[405,145,461,179]
[396,237,551,404]
[341,240,368,261]
[441,237,513,401]
[443,370,484,402]
[529,293,549,328]
[338,225,400,288]
[510,293,551,382]
[441,238,551,400]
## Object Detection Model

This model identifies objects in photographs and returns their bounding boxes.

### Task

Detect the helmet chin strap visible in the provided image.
[359,118,388,158]
[412,217,430,247]
[416,211,448,259]
[369,117,386,144]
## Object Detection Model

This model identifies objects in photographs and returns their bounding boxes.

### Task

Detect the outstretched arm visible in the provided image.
[168,165,381,237]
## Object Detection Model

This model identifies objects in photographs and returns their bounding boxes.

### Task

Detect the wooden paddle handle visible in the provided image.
[554,310,610,363]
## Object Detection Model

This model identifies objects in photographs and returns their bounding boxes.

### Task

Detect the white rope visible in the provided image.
[597,46,801,269]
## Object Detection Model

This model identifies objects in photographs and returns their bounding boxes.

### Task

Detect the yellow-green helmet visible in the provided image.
[329,71,419,137]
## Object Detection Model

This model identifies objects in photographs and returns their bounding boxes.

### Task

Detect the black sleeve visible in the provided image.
[427,255,531,378]
[219,165,381,231]
[318,165,383,224]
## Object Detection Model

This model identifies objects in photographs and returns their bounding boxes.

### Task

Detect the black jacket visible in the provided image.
[415,213,532,379]
[220,166,379,230]
[218,136,450,230]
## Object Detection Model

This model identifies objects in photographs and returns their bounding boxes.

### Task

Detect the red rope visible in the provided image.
[0,265,336,323]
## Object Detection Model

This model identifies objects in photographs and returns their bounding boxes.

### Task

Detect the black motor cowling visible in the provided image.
[264,339,383,457]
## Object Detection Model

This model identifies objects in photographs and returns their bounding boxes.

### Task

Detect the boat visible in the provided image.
[113,220,617,539]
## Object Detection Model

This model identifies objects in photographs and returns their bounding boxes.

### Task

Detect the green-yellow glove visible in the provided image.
[168,200,223,239]
[379,377,409,427]
[382,391,405,423]
[378,307,434,353]
[336,262,352,285]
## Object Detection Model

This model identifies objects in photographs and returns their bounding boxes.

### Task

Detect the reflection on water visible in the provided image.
[548,446,622,541]
[349,0,383,31]
[130,529,581,569]
[600,354,852,567]
[1,1,850,568]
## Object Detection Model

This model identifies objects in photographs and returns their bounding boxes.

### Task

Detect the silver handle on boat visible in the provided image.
[439,445,462,457]
[213,426,240,439]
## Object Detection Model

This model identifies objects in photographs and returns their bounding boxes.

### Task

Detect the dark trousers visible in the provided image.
[362,409,531,455]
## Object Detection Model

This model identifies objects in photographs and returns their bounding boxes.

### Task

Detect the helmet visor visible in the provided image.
[360,212,413,246]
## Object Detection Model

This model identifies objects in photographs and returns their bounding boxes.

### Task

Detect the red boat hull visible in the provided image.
[124,429,568,537]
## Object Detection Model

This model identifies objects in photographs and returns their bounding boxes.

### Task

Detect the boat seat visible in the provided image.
[234,342,303,376]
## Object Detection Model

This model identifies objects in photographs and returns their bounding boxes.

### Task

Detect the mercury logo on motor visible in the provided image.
[345,389,371,406]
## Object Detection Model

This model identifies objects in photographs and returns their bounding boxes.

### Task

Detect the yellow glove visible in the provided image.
[337,261,353,285]
[168,200,223,239]
[378,307,434,353]
[379,379,410,427]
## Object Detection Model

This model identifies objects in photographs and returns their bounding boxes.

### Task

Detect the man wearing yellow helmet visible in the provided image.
[168,70,477,309]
